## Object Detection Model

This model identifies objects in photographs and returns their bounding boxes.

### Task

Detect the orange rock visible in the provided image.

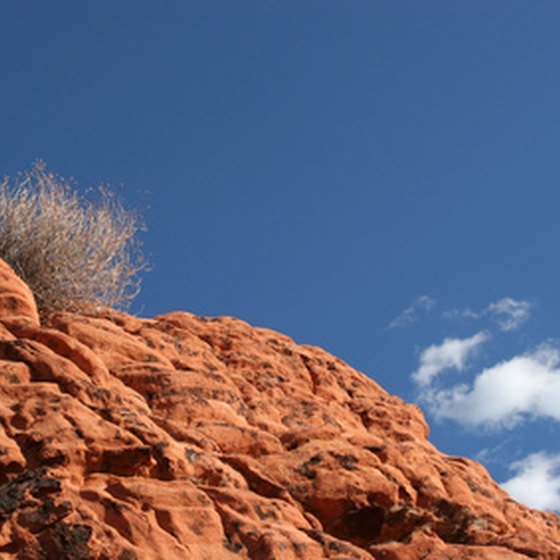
[0,259,558,559]
[0,260,39,328]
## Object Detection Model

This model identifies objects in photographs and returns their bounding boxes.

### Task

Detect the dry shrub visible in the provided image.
[0,162,147,316]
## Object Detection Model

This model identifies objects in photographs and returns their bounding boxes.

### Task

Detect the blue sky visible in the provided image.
[2,2,560,511]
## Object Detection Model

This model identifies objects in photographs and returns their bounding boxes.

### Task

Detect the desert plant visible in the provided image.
[0,161,147,316]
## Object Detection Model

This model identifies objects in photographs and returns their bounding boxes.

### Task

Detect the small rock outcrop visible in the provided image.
[0,259,558,559]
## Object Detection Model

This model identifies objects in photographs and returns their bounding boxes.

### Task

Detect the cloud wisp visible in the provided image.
[411,331,489,387]
[443,297,532,331]
[501,452,560,511]
[441,306,479,320]
[387,295,436,329]
[486,297,532,332]
[392,295,532,332]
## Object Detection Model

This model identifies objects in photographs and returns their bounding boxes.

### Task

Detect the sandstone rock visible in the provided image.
[0,260,558,558]
[0,260,39,328]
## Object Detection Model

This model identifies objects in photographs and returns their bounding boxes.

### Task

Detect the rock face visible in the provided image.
[0,260,559,559]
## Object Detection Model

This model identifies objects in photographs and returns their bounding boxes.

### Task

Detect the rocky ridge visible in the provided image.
[0,259,558,559]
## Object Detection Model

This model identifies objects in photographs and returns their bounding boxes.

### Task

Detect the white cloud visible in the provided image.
[387,295,436,329]
[501,452,560,512]
[486,297,532,332]
[429,344,560,428]
[440,297,532,332]
[411,331,489,386]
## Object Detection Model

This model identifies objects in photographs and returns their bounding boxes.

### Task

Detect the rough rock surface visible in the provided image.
[0,260,558,559]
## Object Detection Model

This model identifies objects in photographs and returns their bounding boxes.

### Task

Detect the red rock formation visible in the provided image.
[0,259,558,559]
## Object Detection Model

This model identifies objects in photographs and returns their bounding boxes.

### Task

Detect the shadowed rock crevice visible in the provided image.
[327,503,386,546]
